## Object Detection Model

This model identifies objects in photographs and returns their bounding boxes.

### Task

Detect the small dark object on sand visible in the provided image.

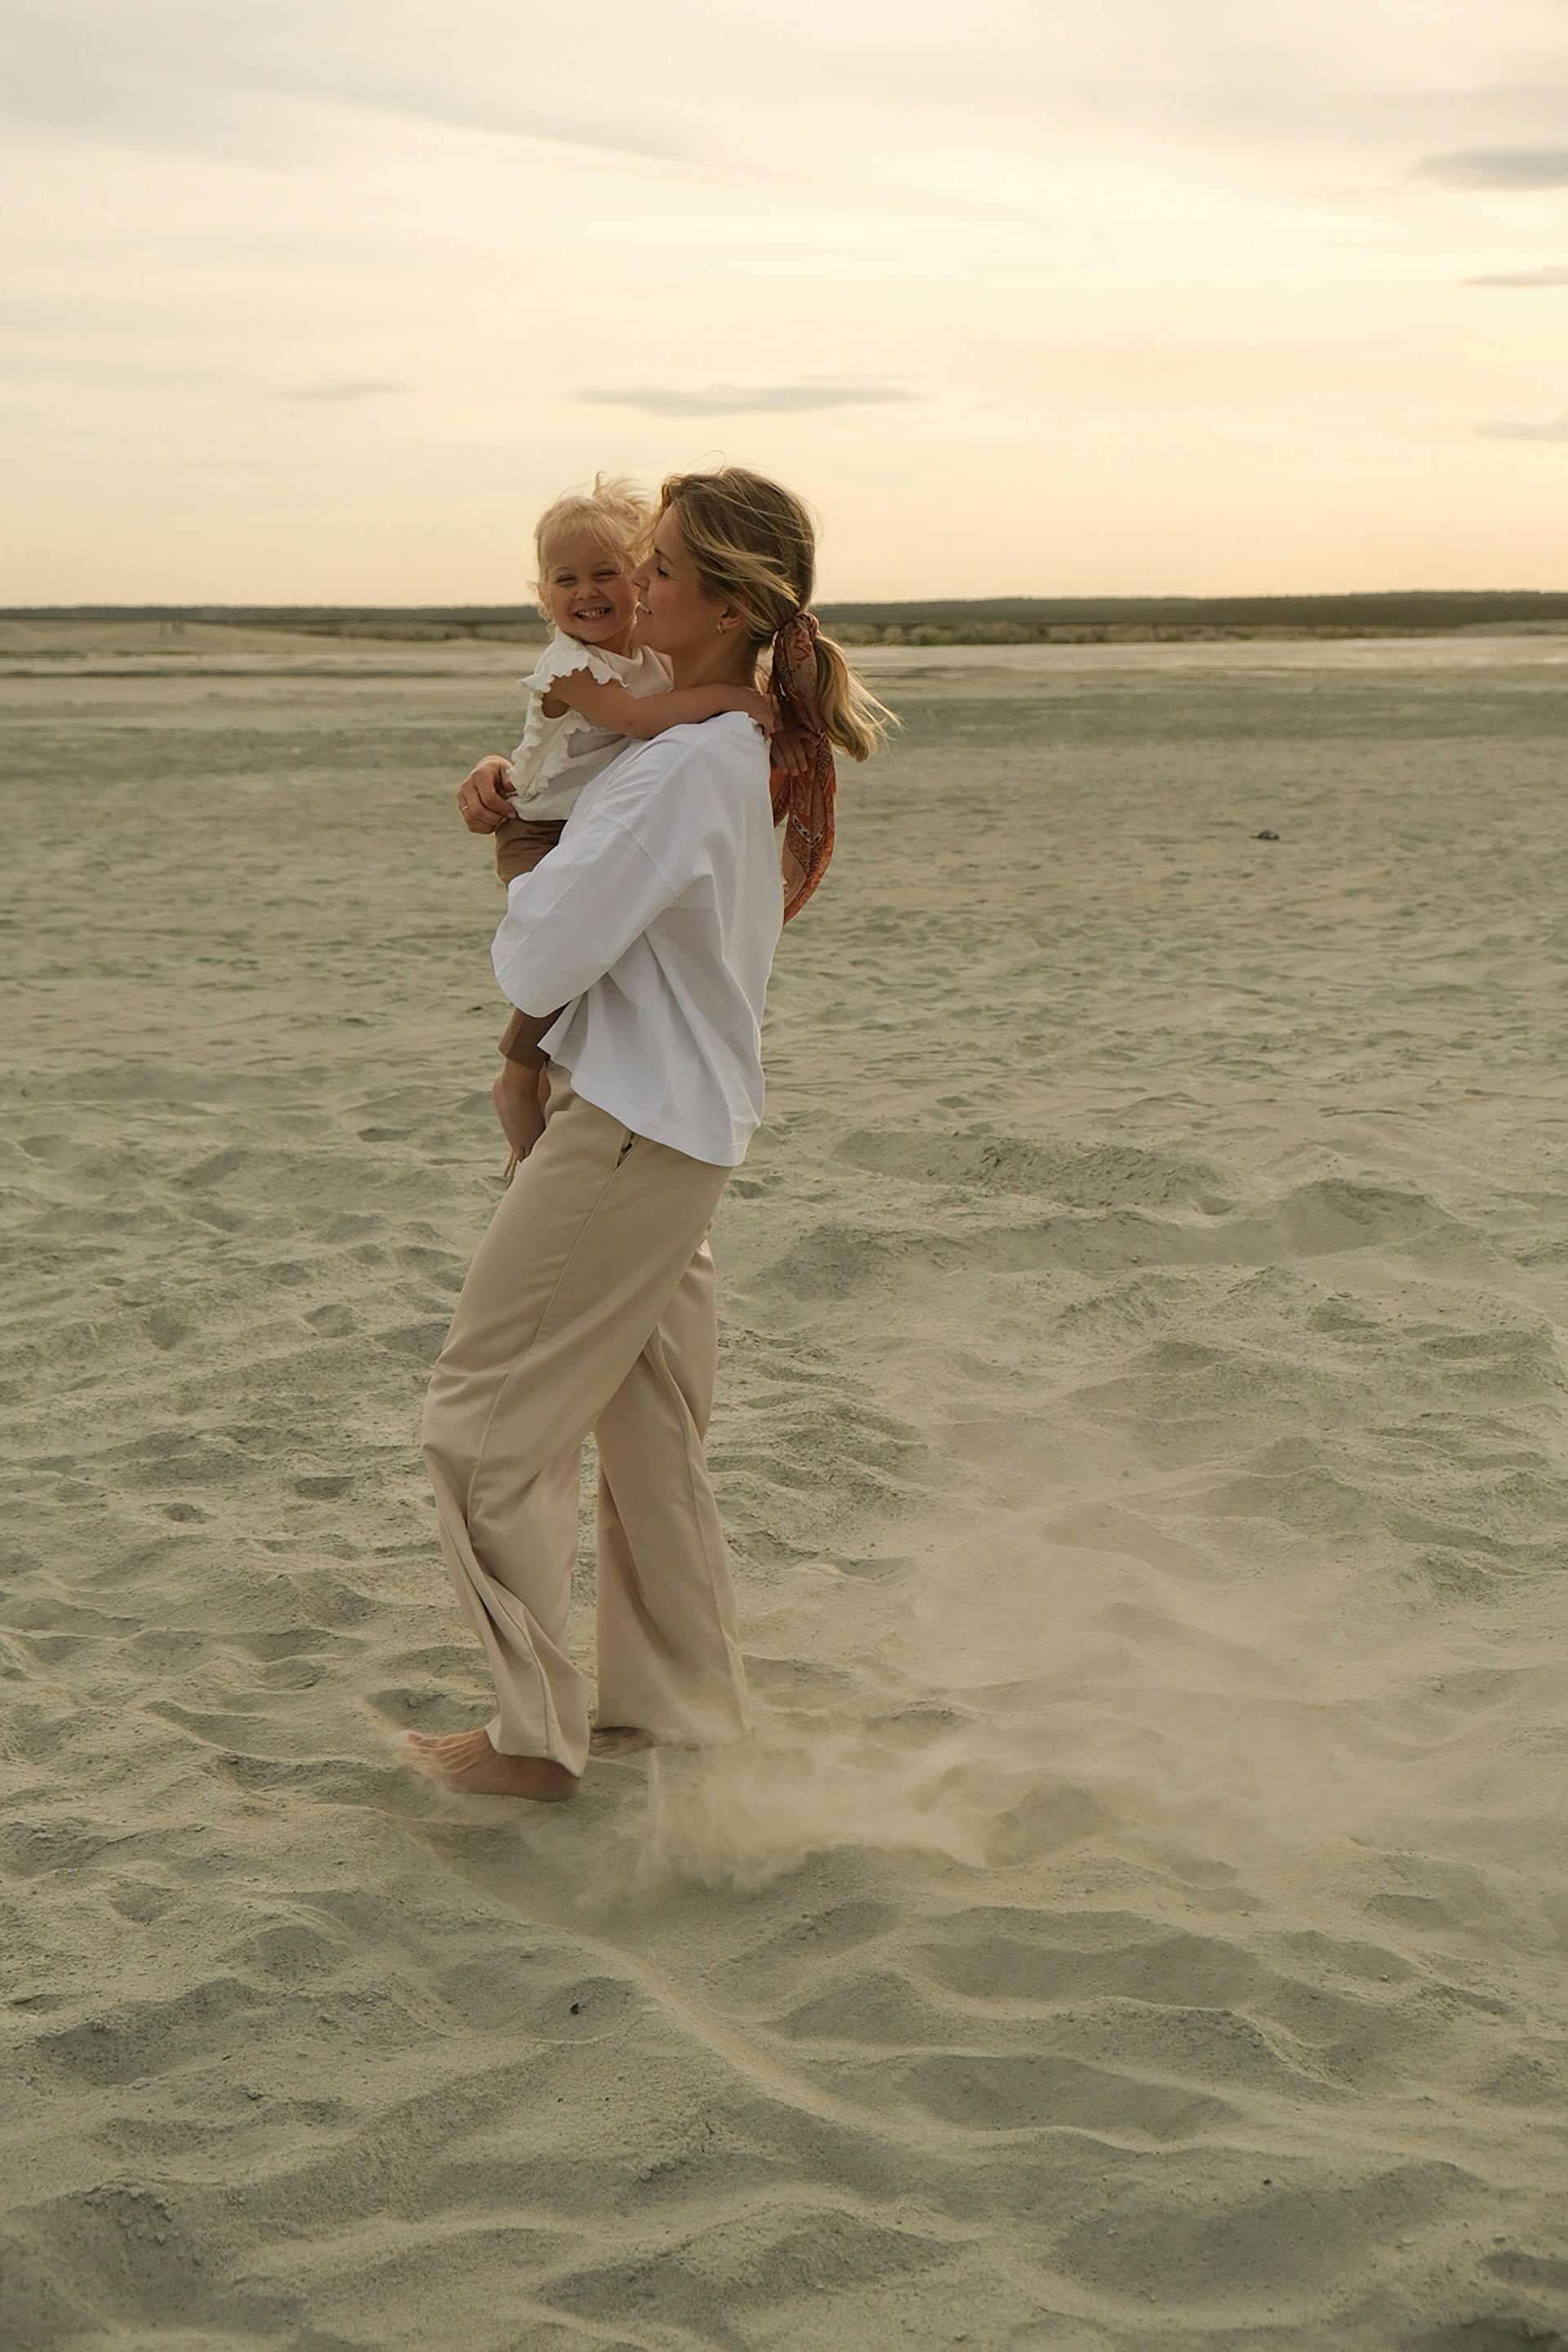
[1254,828,1281,840]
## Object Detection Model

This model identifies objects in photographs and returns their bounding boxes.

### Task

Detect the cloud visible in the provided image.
[1463,264,1568,287]
[573,381,920,417]
[1421,147,1568,189]
[280,377,403,401]
[11,0,1568,238]
[1476,412,1568,441]
[0,4,1017,220]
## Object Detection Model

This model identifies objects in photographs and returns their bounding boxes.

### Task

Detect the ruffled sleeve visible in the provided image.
[507,630,626,808]
[519,630,626,697]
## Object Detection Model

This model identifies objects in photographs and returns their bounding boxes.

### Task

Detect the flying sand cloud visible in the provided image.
[574,381,920,417]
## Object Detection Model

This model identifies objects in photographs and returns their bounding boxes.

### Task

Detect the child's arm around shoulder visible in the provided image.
[542,666,774,742]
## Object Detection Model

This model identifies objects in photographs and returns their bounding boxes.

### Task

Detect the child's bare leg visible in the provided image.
[493,1010,564,1175]
[493,1060,546,1169]
[489,818,566,1176]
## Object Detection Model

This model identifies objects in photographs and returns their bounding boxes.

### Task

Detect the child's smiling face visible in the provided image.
[543,532,639,650]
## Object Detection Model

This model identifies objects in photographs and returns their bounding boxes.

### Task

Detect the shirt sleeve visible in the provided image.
[519,630,623,696]
[491,811,689,1014]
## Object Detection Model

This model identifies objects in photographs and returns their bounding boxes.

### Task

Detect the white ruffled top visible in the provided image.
[504,628,675,825]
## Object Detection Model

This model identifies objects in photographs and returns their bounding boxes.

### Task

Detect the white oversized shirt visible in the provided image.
[491,712,784,1167]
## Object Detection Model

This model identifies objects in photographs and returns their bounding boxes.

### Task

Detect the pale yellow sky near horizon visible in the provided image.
[2,0,1566,604]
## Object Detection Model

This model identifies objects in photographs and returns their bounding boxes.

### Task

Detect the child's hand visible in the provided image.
[736,688,777,737]
[457,758,517,834]
[769,722,814,782]
[492,1061,546,1164]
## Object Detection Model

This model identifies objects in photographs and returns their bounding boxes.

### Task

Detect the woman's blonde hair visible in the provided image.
[531,471,653,623]
[655,466,897,760]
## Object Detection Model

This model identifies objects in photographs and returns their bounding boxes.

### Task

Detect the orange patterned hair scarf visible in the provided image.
[768,611,836,921]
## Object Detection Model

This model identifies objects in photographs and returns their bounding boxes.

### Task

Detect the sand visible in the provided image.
[2,621,1567,2350]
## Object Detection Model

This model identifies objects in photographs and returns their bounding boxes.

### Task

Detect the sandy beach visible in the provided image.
[3,621,1568,2350]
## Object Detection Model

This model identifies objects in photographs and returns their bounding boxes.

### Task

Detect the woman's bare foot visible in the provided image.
[404,1726,578,1801]
[588,1723,659,1759]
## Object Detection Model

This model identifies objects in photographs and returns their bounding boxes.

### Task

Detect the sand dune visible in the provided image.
[3,629,1568,2349]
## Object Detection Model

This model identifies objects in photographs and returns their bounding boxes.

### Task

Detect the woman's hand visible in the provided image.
[457,757,516,834]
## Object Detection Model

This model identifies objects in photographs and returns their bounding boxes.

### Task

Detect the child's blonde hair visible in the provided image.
[655,466,897,760]
[532,471,653,623]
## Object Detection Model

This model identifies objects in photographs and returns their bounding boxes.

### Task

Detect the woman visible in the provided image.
[408,467,893,1801]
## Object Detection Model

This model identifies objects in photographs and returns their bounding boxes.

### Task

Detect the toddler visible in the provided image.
[479,474,775,1169]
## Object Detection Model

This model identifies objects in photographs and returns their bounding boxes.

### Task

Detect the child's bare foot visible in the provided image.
[404,1726,578,1801]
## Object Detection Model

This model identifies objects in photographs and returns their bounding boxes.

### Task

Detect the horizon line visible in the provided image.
[5,589,1568,618]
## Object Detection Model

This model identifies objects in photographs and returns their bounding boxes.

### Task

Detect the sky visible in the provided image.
[2,0,1566,602]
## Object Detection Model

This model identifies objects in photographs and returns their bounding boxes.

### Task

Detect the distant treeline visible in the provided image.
[6,591,1568,648]
[820,591,1568,634]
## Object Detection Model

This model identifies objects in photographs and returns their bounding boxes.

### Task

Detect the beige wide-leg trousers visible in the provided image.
[421,1059,751,1778]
